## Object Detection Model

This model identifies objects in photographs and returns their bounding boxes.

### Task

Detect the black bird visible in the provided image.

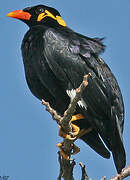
[7,5,126,173]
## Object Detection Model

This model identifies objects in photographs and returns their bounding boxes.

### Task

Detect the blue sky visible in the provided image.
[1,0,130,179]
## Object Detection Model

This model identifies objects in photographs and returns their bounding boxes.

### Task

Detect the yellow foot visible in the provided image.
[58,123,80,140]
[58,113,84,140]
[57,142,80,160]
[57,113,92,160]
[57,142,70,160]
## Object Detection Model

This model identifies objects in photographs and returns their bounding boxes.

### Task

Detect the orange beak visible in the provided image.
[7,10,31,20]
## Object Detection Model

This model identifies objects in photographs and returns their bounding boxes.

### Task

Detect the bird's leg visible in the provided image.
[58,123,80,140]
[59,114,92,139]
[58,113,84,140]
[57,114,92,159]
[71,114,92,139]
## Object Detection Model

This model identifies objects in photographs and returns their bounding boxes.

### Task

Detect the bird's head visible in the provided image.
[7,4,66,27]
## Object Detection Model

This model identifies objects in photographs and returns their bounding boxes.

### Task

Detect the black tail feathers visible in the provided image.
[112,143,126,173]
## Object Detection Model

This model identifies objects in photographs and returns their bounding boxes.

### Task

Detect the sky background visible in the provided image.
[1,0,130,179]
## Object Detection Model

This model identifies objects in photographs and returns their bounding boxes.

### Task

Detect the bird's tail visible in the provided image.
[112,141,126,173]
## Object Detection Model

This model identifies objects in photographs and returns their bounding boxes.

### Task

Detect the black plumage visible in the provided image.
[7,5,126,173]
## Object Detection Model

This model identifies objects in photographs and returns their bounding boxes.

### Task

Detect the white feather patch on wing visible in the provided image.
[66,89,87,110]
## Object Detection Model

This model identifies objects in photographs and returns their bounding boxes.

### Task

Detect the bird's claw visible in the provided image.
[57,142,80,160]
[58,124,80,140]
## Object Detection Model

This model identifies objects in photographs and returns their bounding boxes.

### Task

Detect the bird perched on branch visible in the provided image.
[7,4,126,173]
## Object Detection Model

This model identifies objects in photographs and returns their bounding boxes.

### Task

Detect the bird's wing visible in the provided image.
[43,28,124,131]
[75,33,126,172]
[42,27,125,172]
[42,27,125,138]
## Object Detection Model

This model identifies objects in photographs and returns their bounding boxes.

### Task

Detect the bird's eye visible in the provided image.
[39,8,44,13]
[35,8,44,14]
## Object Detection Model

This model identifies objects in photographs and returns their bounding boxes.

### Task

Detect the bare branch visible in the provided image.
[57,152,76,180]
[79,162,91,180]
[109,166,130,180]
[57,152,63,180]
[41,99,61,124]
